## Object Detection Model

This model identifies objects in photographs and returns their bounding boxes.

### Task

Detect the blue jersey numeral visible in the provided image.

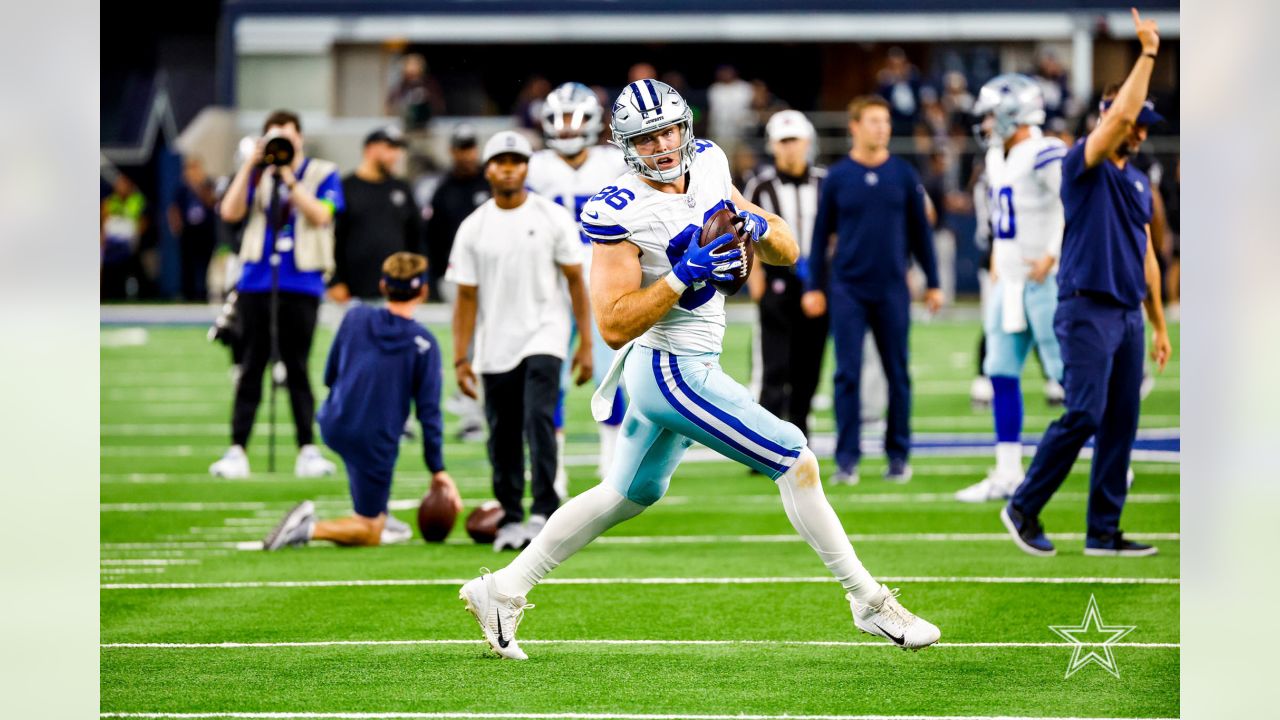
[693,140,713,153]
[588,185,635,211]
[555,193,596,244]
[991,186,1017,240]
[664,224,716,310]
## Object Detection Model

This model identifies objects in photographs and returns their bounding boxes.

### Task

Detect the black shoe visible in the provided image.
[1000,503,1056,556]
[1084,531,1158,557]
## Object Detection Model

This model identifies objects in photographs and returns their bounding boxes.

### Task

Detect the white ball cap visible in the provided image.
[765,110,814,142]
[482,130,534,164]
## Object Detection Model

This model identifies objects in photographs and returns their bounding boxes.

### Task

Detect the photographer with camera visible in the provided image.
[210,110,345,479]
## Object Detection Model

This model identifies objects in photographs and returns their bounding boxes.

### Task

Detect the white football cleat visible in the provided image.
[381,514,413,545]
[459,570,534,660]
[262,500,316,551]
[295,444,336,478]
[210,445,250,479]
[851,586,940,651]
[955,470,1022,503]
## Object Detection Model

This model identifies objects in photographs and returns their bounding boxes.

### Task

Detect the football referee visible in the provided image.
[745,110,827,441]
[1001,9,1172,558]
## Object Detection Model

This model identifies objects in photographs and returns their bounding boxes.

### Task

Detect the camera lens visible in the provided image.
[262,135,295,167]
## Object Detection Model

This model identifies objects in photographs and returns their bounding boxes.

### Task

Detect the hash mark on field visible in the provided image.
[101,638,1179,650]
[97,707,1177,712]
[100,575,1179,590]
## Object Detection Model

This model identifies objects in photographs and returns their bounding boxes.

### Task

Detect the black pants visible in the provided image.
[482,354,562,526]
[180,230,217,302]
[757,266,828,440]
[231,291,319,448]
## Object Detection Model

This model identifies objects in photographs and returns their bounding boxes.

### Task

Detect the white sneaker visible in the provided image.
[210,445,250,478]
[955,470,1023,503]
[381,514,413,545]
[828,470,860,487]
[459,570,534,660]
[970,376,993,408]
[524,515,547,544]
[851,586,941,651]
[294,444,336,478]
[493,522,527,552]
[262,500,315,551]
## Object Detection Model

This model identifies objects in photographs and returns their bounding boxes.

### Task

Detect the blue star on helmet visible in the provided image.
[1000,84,1013,94]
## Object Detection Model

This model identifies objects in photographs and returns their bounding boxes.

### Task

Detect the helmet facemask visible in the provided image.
[614,112,696,183]
[541,83,603,157]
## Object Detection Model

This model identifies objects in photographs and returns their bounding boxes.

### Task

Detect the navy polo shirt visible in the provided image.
[1058,141,1153,309]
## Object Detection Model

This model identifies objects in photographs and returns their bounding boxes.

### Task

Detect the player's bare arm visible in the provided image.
[1142,228,1171,372]
[1084,8,1158,167]
[451,283,480,398]
[590,241,680,350]
[560,262,594,384]
[731,186,799,266]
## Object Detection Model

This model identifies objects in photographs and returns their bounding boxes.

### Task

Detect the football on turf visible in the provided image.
[465,501,505,544]
[417,487,459,543]
[699,207,753,296]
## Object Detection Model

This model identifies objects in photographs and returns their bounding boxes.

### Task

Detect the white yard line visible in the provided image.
[101,638,1178,650]
[97,707,1177,712]
[100,575,1179,590]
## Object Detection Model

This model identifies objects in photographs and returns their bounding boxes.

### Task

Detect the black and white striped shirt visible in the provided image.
[743,164,826,264]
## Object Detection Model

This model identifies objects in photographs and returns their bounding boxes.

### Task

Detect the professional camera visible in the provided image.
[260,130,296,167]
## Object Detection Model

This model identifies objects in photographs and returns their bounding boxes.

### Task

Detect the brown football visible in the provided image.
[417,487,459,543]
[698,207,753,296]
[464,500,505,544]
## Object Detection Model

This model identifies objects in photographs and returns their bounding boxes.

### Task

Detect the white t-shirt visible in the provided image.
[445,193,582,374]
[579,139,735,355]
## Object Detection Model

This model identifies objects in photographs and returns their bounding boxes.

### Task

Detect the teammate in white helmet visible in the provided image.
[460,78,940,660]
[526,82,630,495]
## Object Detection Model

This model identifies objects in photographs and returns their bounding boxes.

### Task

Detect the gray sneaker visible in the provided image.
[884,458,913,484]
[381,514,413,545]
[263,501,316,551]
[493,522,527,552]
[524,515,547,544]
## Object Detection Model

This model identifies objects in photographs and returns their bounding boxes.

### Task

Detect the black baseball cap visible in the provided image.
[364,126,407,147]
[451,124,478,149]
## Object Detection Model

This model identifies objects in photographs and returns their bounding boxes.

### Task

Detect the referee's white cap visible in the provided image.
[482,130,534,164]
[765,110,814,142]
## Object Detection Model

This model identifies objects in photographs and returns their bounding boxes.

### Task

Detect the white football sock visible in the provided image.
[597,423,620,479]
[995,442,1023,477]
[493,482,645,598]
[776,448,882,605]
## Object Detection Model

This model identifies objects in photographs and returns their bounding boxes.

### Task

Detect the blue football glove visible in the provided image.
[726,201,770,242]
[672,228,744,286]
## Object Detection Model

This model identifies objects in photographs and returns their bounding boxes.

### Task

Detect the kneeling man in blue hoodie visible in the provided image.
[263,252,463,550]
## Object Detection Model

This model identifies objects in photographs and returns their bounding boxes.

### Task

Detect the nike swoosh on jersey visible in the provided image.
[585,210,600,219]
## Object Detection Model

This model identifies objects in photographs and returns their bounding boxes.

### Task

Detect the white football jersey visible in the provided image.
[527,145,628,274]
[983,127,1067,283]
[579,139,735,355]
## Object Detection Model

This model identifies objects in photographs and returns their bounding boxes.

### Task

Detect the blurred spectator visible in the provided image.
[330,127,422,303]
[877,47,924,137]
[169,156,218,302]
[627,62,657,82]
[514,75,552,131]
[100,173,147,300]
[386,54,444,132]
[748,79,788,139]
[941,71,975,123]
[707,64,753,147]
[1031,48,1074,123]
[424,125,490,302]
[661,71,706,136]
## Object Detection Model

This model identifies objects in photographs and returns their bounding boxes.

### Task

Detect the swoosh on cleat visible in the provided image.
[875,622,905,646]
[496,612,510,648]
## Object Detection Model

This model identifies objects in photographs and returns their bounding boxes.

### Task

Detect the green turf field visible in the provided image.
[100,316,1180,719]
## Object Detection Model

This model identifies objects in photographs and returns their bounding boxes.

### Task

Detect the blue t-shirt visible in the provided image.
[1058,141,1152,309]
[238,159,345,297]
[807,155,938,297]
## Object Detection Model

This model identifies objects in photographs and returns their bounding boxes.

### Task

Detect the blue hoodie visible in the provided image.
[317,304,445,474]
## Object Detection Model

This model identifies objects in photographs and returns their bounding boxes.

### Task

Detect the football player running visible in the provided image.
[955,75,1067,503]
[526,82,630,496]
[460,79,940,659]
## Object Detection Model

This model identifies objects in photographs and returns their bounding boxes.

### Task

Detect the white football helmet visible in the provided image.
[541,82,603,157]
[972,73,1046,147]
[610,79,696,183]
